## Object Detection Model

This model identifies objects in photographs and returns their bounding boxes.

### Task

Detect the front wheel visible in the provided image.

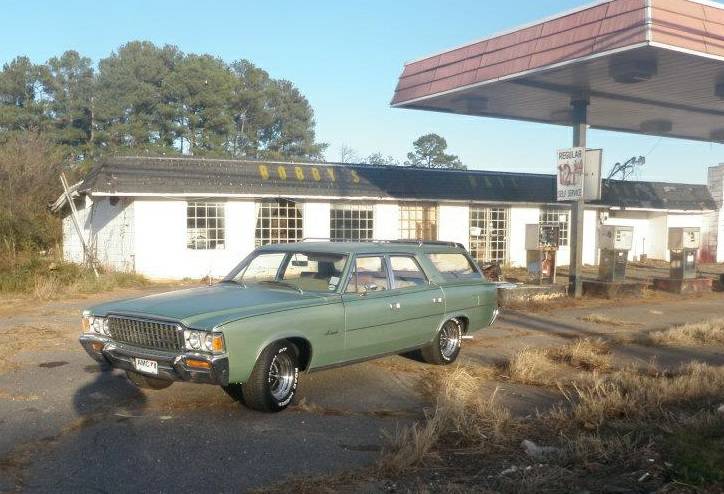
[421,319,462,365]
[240,340,299,412]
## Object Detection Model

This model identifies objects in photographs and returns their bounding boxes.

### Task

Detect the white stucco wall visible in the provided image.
[302,202,331,240]
[605,211,654,261]
[582,209,599,266]
[62,196,135,271]
[508,207,539,267]
[133,199,255,280]
[62,197,91,265]
[438,203,470,249]
[373,203,400,240]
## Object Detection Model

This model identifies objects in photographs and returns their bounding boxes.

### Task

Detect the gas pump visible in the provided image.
[598,225,634,282]
[526,224,560,285]
[668,227,700,279]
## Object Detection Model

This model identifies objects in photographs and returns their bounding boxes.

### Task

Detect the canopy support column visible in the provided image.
[569,99,588,298]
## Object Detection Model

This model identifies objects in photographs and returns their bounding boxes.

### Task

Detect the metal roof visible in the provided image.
[58,156,716,212]
[391,0,724,143]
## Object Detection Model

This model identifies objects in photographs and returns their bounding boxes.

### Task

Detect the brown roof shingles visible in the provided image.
[392,0,651,105]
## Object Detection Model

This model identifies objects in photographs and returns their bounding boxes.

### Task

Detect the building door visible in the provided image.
[469,207,509,265]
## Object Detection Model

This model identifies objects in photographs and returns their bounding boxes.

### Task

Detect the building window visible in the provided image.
[255,199,303,247]
[400,202,437,240]
[330,203,374,241]
[187,201,225,250]
[469,207,509,264]
[539,209,570,247]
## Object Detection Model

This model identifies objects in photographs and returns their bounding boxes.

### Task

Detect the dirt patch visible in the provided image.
[0,326,73,374]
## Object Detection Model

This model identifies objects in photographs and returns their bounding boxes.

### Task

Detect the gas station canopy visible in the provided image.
[391,0,724,143]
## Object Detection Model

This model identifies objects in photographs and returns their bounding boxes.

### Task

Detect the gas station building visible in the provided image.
[53,157,720,280]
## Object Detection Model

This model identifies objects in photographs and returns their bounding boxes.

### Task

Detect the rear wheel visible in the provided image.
[421,319,462,365]
[125,370,173,390]
[240,340,299,412]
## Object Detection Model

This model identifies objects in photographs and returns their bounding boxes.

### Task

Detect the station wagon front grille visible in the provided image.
[107,316,184,352]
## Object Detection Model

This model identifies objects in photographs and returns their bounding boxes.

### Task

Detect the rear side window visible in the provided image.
[390,256,428,289]
[427,253,481,280]
[346,256,390,293]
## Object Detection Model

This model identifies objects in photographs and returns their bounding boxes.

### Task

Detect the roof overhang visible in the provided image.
[391,0,724,143]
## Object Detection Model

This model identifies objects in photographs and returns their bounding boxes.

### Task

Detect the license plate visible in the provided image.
[134,358,158,375]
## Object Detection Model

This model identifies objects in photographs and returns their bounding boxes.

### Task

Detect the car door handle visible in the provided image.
[432,297,443,303]
[389,302,401,310]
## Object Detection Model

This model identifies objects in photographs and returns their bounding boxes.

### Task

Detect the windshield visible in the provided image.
[226,251,348,293]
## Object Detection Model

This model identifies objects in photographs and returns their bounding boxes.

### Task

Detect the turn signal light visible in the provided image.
[91,342,104,352]
[211,334,225,352]
[81,317,90,332]
[186,359,211,369]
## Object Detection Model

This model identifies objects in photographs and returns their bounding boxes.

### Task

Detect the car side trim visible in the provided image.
[308,343,426,373]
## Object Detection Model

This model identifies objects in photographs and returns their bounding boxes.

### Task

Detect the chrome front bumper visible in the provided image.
[79,334,229,386]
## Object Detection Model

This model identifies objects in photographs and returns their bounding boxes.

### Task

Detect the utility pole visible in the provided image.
[568,99,588,298]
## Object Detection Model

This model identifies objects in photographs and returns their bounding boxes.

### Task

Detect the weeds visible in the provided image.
[374,342,724,492]
[0,253,148,299]
[649,318,724,347]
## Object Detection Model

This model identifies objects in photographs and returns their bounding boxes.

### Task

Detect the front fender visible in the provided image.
[220,302,344,384]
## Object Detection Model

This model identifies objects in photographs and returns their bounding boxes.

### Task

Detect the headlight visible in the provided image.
[184,330,225,353]
[188,331,201,350]
[82,314,109,336]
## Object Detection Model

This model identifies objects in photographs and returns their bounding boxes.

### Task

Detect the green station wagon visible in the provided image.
[80,241,499,412]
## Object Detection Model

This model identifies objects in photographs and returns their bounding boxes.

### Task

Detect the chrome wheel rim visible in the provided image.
[268,352,295,401]
[439,321,460,359]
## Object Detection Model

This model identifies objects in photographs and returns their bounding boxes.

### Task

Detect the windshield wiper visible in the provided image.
[258,280,304,294]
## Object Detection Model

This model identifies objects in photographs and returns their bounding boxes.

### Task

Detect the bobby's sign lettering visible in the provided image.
[257,164,360,184]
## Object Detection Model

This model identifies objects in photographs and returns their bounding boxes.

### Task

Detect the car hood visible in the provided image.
[89,284,337,329]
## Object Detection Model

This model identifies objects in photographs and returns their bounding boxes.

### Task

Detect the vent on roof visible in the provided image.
[609,57,657,84]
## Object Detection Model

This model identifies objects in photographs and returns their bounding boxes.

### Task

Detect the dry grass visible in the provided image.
[579,313,641,327]
[648,318,724,347]
[547,338,612,372]
[499,338,612,386]
[32,276,62,300]
[379,366,513,475]
[565,362,724,429]
[265,338,724,492]
[503,347,560,385]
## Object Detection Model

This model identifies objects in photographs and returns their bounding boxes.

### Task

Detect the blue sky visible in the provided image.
[2,0,721,183]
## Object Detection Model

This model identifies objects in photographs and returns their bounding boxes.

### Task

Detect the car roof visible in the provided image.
[256,241,466,256]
